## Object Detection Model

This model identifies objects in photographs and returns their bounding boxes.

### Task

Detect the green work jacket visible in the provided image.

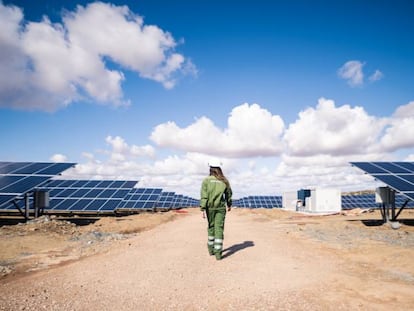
[200,176,232,211]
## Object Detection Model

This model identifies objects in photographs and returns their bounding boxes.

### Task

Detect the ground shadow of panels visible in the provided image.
[0,162,76,210]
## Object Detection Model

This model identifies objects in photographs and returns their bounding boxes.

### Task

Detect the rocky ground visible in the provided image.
[0,208,413,310]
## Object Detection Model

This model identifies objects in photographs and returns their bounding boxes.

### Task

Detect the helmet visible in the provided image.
[208,159,222,168]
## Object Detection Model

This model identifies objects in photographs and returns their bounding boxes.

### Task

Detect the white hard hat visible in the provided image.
[208,159,222,167]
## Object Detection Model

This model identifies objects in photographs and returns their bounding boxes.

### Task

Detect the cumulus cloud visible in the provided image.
[284,98,385,156]
[62,139,215,195]
[150,103,285,158]
[338,60,384,87]
[369,69,384,82]
[50,153,68,162]
[105,135,155,161]
[337,60,364,87]
[380,101,414,151]
[0,2,195,111]
[275,152,389,189]
[61,100,414,198]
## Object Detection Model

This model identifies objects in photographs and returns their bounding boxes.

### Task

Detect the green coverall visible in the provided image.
[200,176,232,260]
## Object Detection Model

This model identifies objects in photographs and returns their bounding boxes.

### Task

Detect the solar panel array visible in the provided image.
[233,196,283,208]
[156,192,176,209]
[116,188,162,210]
[0,162,76,209]
[351,162,414,201]
[0,176,199,214]
[341,193,414,210]
[182,196,200,208]
[7,161,413,214]
[42,179,138,212]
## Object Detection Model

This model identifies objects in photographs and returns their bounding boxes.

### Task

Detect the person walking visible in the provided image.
[200,160,232,260]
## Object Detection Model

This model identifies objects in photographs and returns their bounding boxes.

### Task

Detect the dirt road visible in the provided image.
[1,209,414,310]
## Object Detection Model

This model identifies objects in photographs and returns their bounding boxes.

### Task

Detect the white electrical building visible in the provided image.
[282,191,298,211]
[305,188,341,213]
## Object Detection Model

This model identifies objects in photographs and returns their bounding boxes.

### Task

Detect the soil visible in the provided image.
[0,208,413,310]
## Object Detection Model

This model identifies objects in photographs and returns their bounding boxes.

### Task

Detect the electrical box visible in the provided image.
[375,187,395,204]
[34,190,49,209]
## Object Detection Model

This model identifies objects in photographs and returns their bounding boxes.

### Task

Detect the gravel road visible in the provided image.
[1,210,413,310]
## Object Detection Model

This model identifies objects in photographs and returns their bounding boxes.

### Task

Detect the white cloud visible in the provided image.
[284,98,385,156]
[50,153,68,162]
[105,135,155,161]
[380,101,414,151]
[405,154,414,161]
[150,103,285,158]
[392,101,414,118]
[0,2,195,111]
[274,152,390,193]
[338,60,364,87]
[60,100,414,198]
[369,69,384,82]
[338,60,383,87]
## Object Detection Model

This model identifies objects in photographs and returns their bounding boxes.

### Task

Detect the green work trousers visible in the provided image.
[206,208,226,259]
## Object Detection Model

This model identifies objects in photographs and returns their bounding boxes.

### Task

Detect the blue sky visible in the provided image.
[1,0,414,198]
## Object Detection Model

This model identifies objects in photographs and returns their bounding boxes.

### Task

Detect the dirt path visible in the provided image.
[1,210,414,310]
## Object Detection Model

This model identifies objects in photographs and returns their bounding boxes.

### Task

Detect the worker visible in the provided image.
[200,159,232,260]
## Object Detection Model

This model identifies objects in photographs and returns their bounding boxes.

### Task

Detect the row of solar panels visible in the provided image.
[233,194,414,209]
[0,162,199,214]
[1,180,199,213]
[234,196,283,208]
[4,190,413,213]
[341,193,414,210]
[2,161,414,214]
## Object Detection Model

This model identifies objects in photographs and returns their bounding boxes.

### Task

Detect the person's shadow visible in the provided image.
[222,241,254,259]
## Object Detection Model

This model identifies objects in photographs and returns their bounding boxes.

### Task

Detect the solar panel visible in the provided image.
[180,195,199,208]
[351,162,414,221]
[341,193,414,210]
[116,188,162,210]
[0,162,75,175]
[3,179,138,213]
[42,179,138,213]
[233,195,282,208]
[351,162,414,201]
[0,162,76,209]
[172,194,184,208]
[156,192,176,209]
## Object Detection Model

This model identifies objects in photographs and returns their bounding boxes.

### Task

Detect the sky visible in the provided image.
[1,0,414,199]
